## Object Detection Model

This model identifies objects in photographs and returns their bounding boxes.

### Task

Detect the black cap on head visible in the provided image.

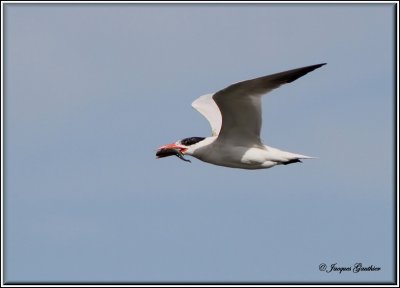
[179,137,206,146]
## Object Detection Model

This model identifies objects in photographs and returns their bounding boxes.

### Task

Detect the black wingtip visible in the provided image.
[308,63,327,70]
[282,63,327,84]
[282,159,302,165]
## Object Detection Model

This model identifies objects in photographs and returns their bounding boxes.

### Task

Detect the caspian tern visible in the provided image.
[156,63,326,169]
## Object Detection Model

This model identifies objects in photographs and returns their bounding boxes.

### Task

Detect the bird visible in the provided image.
[156,63,326,170]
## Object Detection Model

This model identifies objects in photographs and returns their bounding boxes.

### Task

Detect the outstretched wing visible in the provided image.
[212,63,326,147]
[191,93,222,137]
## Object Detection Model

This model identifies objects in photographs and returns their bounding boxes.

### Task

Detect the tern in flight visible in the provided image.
[156,63,326,169]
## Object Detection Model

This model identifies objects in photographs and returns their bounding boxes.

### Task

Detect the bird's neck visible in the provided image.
[184,136,217,156]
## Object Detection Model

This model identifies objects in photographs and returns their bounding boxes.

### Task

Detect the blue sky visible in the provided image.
[3,3,395,283]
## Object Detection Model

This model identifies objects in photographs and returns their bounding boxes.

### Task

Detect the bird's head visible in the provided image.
[156,137,206,163]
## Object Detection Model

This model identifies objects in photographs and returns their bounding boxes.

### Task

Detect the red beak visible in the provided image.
[156,143,187,159]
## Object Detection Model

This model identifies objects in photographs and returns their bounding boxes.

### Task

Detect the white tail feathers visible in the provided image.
[296,155,317,159]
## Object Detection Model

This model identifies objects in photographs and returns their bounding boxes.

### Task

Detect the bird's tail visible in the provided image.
[282,150,316,160]
[282,153,316,165]
[295,154,317,160]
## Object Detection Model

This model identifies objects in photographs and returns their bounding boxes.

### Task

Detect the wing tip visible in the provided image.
[315,62,327,68]
[307,62,327,70]
[284,63,327,84]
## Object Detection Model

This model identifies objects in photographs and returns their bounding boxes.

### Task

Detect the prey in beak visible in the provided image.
[156,143,191,163]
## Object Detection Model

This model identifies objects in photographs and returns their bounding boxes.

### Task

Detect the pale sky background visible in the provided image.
[3,3,395,284]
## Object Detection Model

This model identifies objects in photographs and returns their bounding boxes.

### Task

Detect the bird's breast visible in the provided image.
[192,144,276,169]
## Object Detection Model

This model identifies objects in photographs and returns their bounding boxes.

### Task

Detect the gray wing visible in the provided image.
[212,63,326,147]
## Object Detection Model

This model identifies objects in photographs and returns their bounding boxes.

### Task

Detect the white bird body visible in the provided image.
[184,135,313,169]
[156,63,326,170]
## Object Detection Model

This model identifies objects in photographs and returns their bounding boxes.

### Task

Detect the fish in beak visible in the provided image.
[156,143,191,163]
